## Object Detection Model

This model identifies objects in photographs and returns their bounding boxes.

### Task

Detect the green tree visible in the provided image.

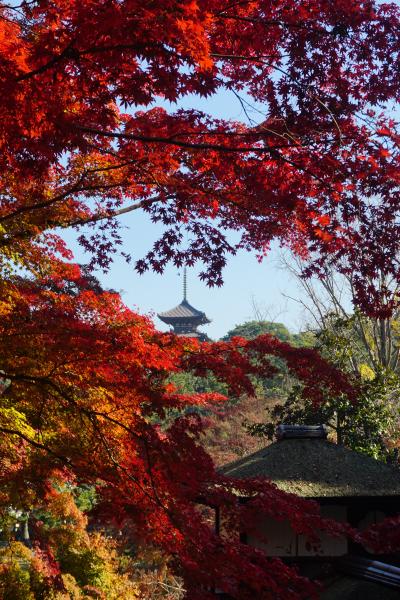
[224,321,315,397]
[248,314,400,461]
[223,321,293,343]
[248,373,400,461]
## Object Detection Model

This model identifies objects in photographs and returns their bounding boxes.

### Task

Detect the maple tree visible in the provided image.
[1,0,400,597]
[1,0,400,312]
[0,267,358,598]
[0,490,141,599]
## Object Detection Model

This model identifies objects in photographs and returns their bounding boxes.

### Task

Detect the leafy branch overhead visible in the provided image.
[0,0,399,314]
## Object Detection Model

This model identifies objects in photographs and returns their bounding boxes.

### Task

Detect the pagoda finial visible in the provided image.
[183,266,187,301]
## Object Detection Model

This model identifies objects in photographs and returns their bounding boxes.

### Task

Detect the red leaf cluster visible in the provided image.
[0,265,359,597]
[0,0,399,313]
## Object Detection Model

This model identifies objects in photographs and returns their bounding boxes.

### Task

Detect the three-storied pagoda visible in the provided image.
[158,269,211,341]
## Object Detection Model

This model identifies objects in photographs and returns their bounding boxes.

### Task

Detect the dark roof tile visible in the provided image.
[158,299,210,323]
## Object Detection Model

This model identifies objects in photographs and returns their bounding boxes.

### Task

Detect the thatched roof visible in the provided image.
[220,438,400,497]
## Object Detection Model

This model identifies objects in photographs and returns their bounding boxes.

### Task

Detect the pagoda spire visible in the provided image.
[183,266,187,301]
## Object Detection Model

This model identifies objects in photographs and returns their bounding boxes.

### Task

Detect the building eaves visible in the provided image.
[158,299,211,323]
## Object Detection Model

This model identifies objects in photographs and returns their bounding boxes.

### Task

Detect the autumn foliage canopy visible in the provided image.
[1,0,400,597]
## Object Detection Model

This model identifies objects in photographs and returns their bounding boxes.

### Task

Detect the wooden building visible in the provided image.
[217,425,400,598]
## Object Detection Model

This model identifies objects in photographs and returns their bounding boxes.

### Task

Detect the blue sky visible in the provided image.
[63,222,305,340]
[61,88,309,340]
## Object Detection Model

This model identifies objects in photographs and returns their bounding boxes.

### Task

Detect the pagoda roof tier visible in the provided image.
[220,438,400,497]
[158,299,211,325]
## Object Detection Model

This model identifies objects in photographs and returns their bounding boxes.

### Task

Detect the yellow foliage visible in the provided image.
[0,407,36,440]
[359,363,375,381]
